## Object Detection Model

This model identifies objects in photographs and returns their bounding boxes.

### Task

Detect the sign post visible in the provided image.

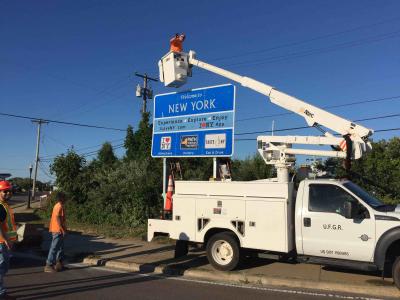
[153,84,235,209]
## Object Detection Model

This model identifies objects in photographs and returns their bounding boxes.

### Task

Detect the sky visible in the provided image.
[1,0,399,182]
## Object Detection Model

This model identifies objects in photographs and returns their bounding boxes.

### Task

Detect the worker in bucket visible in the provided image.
[170,33,185,52]
[44,191,67,273]
[0,180,17,300]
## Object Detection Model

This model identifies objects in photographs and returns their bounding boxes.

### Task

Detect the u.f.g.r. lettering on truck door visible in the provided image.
[299,182,376,262]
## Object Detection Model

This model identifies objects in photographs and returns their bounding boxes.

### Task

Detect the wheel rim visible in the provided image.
[211,240,234,266]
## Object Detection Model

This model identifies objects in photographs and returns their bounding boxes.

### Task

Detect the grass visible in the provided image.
[18,207,148,240]
[14,201,174,244]
[66,220,147,240]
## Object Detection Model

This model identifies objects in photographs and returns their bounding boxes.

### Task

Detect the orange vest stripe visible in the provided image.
[0,202,17,243]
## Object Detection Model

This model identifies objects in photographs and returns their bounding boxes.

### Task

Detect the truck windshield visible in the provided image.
[343,182,384,208]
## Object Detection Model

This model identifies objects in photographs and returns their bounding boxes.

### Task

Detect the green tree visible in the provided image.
[323,137,400,204]
[9,177,31,191]
[124,112,153,161]
[179,158,213,180]
[124,125,136,160]
[83,158,162,226]
[9,177,52,192]
[50,149,88,204]
[97,142,117,166]
[231,154,274,181]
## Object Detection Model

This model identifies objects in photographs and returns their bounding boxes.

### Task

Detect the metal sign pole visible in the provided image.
[213,157,217,179]
[163,158,167,208]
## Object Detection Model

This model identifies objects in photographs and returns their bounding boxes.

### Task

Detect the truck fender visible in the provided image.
[203,227,241,247]
[374,226,400,270]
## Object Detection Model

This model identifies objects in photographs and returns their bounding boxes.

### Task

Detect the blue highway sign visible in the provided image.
[152,84,235,157]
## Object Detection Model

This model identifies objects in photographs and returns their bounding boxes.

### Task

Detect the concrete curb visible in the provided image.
[83,257,400,298]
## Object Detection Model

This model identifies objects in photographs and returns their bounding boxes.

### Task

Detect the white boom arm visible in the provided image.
[186,51,372,142]
[158,50,374,179]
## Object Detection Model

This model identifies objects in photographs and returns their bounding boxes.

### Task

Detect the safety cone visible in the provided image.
[165,175,174,212]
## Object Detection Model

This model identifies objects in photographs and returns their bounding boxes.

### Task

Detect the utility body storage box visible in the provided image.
[148,180,295,253]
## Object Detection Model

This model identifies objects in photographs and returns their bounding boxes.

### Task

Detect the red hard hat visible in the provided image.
[0,181,12,191]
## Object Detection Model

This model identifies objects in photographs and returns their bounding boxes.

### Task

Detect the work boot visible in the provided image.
[55,261,64,272]
[44,264,56,273]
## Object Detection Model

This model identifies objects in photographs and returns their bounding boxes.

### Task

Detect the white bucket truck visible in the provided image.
[149,50,400,289]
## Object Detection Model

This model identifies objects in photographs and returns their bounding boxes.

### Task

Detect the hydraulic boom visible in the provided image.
[158,50,374,180]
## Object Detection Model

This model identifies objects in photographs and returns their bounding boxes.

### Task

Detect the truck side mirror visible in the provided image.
[343,201,355,219]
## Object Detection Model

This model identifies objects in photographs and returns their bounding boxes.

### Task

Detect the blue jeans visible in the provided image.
[46,233,64,266]
[0,243,10,296]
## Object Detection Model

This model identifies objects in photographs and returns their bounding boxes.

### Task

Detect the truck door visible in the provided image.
[301,183,375,262]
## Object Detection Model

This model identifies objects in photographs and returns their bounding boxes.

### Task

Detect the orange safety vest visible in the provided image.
[170,37,183,52]
[0,201,17,243]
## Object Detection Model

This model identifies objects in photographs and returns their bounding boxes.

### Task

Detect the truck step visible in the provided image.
[299,256,377,272]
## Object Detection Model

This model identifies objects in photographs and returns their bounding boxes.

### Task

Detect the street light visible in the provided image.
[27,164,33,209]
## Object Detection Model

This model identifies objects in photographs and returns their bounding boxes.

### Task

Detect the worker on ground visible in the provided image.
[44,191,67,273]
[0,180,17,300]
[170,33,185,52]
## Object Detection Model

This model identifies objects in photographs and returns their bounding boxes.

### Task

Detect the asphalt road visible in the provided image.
[9,192,47,210]
[3,256,393,300]
[8,193,37,207]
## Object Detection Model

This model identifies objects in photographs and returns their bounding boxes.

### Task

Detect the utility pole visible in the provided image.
[135,72,158,113]
[27,164,33,209]
[31,119,48,202]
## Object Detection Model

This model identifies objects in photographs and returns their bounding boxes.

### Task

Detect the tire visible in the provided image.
[206,232,240,271]
[392,256,400,290]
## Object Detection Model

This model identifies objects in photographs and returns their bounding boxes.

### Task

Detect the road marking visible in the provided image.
[67,263,384,300]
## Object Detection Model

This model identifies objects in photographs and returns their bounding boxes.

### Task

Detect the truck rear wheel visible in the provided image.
[206,232,240,271]
[392,256,400,289]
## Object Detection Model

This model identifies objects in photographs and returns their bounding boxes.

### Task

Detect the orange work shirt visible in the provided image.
[49,202,66,233]
[170,37,183,52]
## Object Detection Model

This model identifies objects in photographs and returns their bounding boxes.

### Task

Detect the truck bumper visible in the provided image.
[147,219,172,242]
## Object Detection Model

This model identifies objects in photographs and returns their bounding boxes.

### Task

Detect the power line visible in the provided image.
[355,113,400,122]
[43,133,69,148]
[236,126,310,136]
[1,59,133,120]
[40,120,399,162]
[53,77,130,120]
[37,111,400,160]
[40,138,125,159]
[40,143,125,162]
[235,112,400,136]
[0,112,126,132]
[38,162,56,181]
[219,30,400,70]
[236,95,400,122]
[208,17,400,63]
[235,127,400,142]
[375,127,400,133]
[3,51,136,119]
[195,29,400,78]
[68,72,158,118]
[80,144,125,158]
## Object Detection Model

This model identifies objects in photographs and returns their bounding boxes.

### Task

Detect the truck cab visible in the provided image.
[297,179,400,269]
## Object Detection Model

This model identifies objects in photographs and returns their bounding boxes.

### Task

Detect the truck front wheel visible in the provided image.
[392,256,400,289]
[206,232,240,271]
